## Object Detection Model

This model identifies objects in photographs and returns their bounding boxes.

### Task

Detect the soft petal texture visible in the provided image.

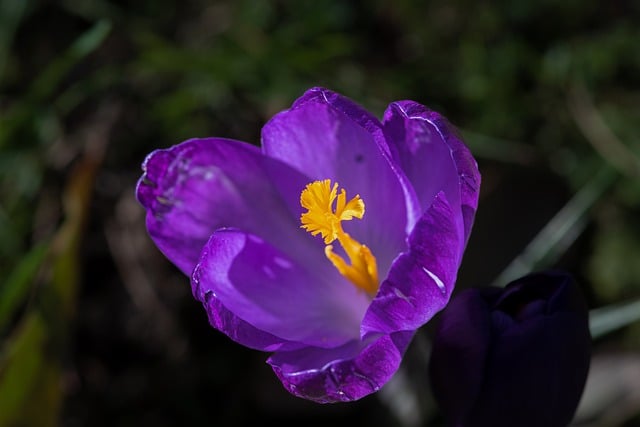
[268,330,414,403]
[261,88,410,277]
[383,101,481,244]
[199,290,303,352]
[429,271,591,427]
[136,137,311,275]
[361,192,461,336]
[192,229,370,348]
[292,88,391,154]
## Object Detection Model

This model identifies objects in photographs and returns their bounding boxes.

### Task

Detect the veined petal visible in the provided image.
[361,192,461,336]
[383,101,481,246]
[268,331,414,403]
[135,137,310,275]
[291,87,391,155]
[192,229,371,349]
[261,88,410,278]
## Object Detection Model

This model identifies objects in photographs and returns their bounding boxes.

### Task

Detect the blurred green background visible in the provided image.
[1,0,639,426]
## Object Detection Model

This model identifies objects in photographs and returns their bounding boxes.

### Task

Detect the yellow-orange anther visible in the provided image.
[300,180,379,296]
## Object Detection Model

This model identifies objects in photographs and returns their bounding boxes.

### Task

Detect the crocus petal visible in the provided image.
[361,192,461,336]
[468,272,592,427]
[383,101,481,245]
[470,312,590,427]
[261,88,409,277]
[292,87,391,154]
[268,331,414,403]
[199,291,304,352]
[429,271,591,427]
[192,229,371,349]
[136,137,310,275]
[494,270,587,317]
[428,287,501,425]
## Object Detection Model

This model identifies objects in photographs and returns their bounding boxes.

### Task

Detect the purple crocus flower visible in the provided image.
[429,270,591,427]
[136,87,480,403]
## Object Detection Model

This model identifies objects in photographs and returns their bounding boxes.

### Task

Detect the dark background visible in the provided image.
[1,1,639,426]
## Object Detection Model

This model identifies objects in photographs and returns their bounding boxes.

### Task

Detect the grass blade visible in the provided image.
[492,165,617,286]
[590,298,640,339]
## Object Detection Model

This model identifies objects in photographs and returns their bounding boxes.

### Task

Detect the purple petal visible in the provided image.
[268,331,414,403]
[261,88,410,277]
[361,192,462,336]
[471,271,591,427]
[199,291,304,352]
[136,137,310,275]
[494,270,586,317]
[383,101,481,245]
[470,312,590,427]
[430,272,591,427]
[428,288,498,426]
[192,229,371,349]
[291,87,391,155]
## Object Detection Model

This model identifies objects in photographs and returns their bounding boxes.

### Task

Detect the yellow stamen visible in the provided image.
[300,179,379,296]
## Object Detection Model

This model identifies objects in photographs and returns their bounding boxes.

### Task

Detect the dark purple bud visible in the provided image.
[429,271,591,427]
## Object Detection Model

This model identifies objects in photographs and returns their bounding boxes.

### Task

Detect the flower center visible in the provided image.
[300,179,379,296]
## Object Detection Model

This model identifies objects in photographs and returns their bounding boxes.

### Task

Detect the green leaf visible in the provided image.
[0,241,49,333]
[0,113,105,427]
[0,312,63,427]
